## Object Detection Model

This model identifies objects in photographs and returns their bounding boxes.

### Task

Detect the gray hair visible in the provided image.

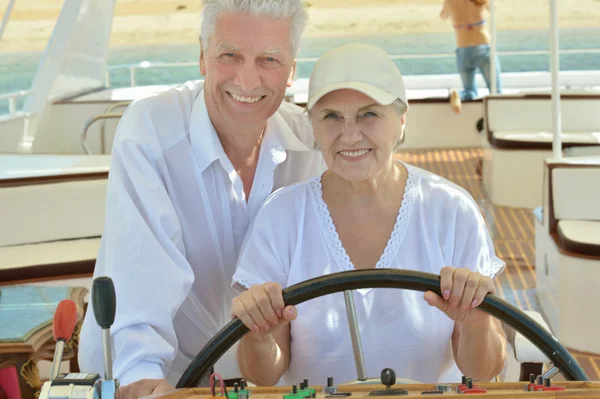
[200,0,308,56]
[391,98,408,116]
[392,99,408,150]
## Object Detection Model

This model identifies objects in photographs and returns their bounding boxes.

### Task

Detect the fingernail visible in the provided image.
[471,299,478,308]
[443,290,450,300]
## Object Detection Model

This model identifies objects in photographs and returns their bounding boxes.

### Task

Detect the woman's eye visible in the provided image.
[362,111,378,117]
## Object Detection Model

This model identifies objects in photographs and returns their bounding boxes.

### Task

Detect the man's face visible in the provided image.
[200,12,296,130]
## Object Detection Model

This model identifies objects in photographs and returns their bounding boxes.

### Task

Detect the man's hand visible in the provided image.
[118,379,175,399]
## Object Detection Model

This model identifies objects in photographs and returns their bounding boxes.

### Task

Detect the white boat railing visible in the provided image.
[105,60,198,87]
[104,48,600,88]
[0,90,33,115]
[2,48,600,116]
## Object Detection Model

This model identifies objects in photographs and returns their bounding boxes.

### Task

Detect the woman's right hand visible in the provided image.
[231,282,297,338]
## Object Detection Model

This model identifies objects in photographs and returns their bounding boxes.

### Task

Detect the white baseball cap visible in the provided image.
[306,43,408,110]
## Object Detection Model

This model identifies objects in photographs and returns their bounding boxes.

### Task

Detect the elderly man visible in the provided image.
[77,1,324,397]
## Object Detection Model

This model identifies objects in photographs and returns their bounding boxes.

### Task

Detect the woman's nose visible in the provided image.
[340,120,362,144]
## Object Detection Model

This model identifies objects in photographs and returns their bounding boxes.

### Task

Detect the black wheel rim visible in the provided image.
[176,269,588,387]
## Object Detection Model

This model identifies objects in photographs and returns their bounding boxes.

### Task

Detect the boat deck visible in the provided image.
[394,147,600,381]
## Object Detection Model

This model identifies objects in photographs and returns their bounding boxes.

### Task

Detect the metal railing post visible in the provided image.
[0,0,17,41]
[8,96,16,114]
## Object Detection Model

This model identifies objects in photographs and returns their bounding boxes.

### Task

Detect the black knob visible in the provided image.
[537,375,543,385]
[240,379,246,390]
[92,277,116,329]
[293,384,298,394]
[466,378,473,389]
[234,383,239,393]
[300,381,305,390]
[529,374,535,383]
[461,376,467,384]
[304,378,309,388]
[381,368,396,388]
[544,377,551,387]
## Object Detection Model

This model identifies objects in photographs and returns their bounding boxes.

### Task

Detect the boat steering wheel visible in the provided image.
[176,269,588,387]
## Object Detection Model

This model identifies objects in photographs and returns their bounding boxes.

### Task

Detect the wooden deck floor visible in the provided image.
[394,148,600,381]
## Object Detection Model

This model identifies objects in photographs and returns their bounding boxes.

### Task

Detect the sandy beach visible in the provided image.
[1,0,599,53]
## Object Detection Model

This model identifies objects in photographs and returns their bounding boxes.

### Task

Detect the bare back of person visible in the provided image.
[444,0,490,48]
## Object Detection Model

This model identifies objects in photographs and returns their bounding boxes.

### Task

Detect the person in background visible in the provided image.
[440,0,503,114]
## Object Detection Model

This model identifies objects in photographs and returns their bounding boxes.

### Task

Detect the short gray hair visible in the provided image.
[200,0,308,56]
[391,98,408,115]
[392,99,408,150]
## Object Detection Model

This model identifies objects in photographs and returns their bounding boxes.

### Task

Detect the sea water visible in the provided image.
[1,28,599,115]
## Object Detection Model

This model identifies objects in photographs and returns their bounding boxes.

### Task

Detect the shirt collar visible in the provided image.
[189,89,224,173]
[267,107,314,152]
[189,90,314,173]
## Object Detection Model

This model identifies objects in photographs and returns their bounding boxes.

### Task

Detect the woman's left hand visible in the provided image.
[424,266,495,326]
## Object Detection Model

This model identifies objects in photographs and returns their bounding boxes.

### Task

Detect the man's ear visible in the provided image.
[199,38,207,76]
[287,60,297,88]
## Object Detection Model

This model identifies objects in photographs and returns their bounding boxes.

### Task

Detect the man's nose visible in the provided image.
[235,61,261,93]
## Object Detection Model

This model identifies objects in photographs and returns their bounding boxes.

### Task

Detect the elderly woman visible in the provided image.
[230,43,507,386]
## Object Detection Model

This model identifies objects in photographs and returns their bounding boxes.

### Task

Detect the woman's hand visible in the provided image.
[424,266,495,326]
[231,282,297,339]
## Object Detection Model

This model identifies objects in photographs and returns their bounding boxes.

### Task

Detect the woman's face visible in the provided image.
[310,89,405,182]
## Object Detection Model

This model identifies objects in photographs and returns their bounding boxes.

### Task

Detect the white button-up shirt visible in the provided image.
[78,80,326,387]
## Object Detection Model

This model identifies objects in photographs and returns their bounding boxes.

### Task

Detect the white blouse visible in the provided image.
[232,162,505,386]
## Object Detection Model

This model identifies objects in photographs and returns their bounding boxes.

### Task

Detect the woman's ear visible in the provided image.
[398,114,407,145]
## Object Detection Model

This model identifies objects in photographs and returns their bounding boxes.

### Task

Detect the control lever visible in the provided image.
[49,300,78,381]
[92,276,119,399]
[38,276,119,399]
[367,369,408,396]
[39,297,100,399]
[92,276,117,381]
